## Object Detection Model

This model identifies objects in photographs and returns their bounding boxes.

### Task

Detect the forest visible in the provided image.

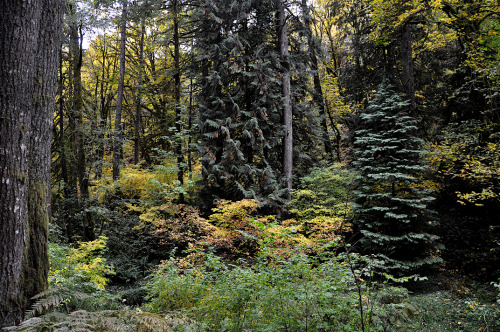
[0,0,499,330]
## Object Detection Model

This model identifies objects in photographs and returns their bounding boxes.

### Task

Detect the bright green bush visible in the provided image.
[49,236,114,293]
[288,164,356,243]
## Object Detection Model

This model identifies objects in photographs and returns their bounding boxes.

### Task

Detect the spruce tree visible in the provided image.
[352,82,441,274]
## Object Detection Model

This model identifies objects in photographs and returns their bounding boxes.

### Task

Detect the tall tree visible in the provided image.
[0,0,63,326]
[69,7,94,240]
[134,14,146,165]
[300,0,334,159]
[112,0,128,181]
[277,0,293,201]
[172,0,185,203]
[195,0,284,209]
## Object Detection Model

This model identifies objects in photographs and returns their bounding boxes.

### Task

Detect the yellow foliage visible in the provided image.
[209,199,258,229]
[428,125,500,206]
[50,236,114,291]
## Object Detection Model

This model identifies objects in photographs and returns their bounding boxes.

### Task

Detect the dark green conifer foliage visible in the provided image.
[352,82,441,274]
[195,0,283,209]
[194,0,326,211]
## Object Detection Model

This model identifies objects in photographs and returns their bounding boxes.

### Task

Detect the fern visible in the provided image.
[12,308,197,332]
[25,287,90,319]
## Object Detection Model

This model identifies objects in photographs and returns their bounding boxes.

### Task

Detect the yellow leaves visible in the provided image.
[428,122,500,207]
[49,237,115,291]
[429,0,445,10]
[209,199,258,229]
[370,0,423,45]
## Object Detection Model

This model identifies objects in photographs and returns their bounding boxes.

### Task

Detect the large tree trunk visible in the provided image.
[23,0,64,311]
[277,0,293,201]
[0,0,63,326]
[0,1,39,325]
[113,1,128,181]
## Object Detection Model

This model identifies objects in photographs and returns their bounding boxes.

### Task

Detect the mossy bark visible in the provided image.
[0,0,63,326]
[0,0,40,326]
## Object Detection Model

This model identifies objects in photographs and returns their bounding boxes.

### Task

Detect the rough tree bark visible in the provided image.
[277,0,293,201]
[134,14,146,165]
[173,0,185,203]
[401,24,416,112]
[22,0,65,311]
[0,0,63,326]
[113,1,128,181]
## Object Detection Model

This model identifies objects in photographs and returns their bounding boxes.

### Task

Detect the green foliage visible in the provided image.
[288,164,356,242]
[145,249,405,331]
[428,120,499,276]
[352,82,441,274]
[194,0,324,210]
[49,237,114,293]
[202,199,315,260]
[24,287,90,320]
[146,199,309,263]
[493,277,500,304]
[86,163,202,284]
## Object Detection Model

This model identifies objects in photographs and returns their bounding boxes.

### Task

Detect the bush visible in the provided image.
[144,250,403,331]
[49,236,114,293]
[288,164,355,243]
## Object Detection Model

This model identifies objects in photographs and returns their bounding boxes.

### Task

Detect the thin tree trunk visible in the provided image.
[72,25,93,240]
[301,0,333,158]
[95,37,115,180]
[113,1,128,181]
[134,14,146,165]
[173,0,185,203]
[67,6,79,235]
[58,52,73,240]
[277,0,293,201]
[188,75,193,177]
[96,38,107,179]
[401,24,416,112]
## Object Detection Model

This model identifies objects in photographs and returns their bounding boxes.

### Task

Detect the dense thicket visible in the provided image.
[41,0,499,279]
[2,1,500,327]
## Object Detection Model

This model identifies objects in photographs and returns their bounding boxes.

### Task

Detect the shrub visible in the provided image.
[288,164,355,243]
[144,250,413,331]
[49,236,114,293]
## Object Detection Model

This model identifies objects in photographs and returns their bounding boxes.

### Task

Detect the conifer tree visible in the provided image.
[352,82,441,274]
[194,0,325,210]
[195,0,286,209]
